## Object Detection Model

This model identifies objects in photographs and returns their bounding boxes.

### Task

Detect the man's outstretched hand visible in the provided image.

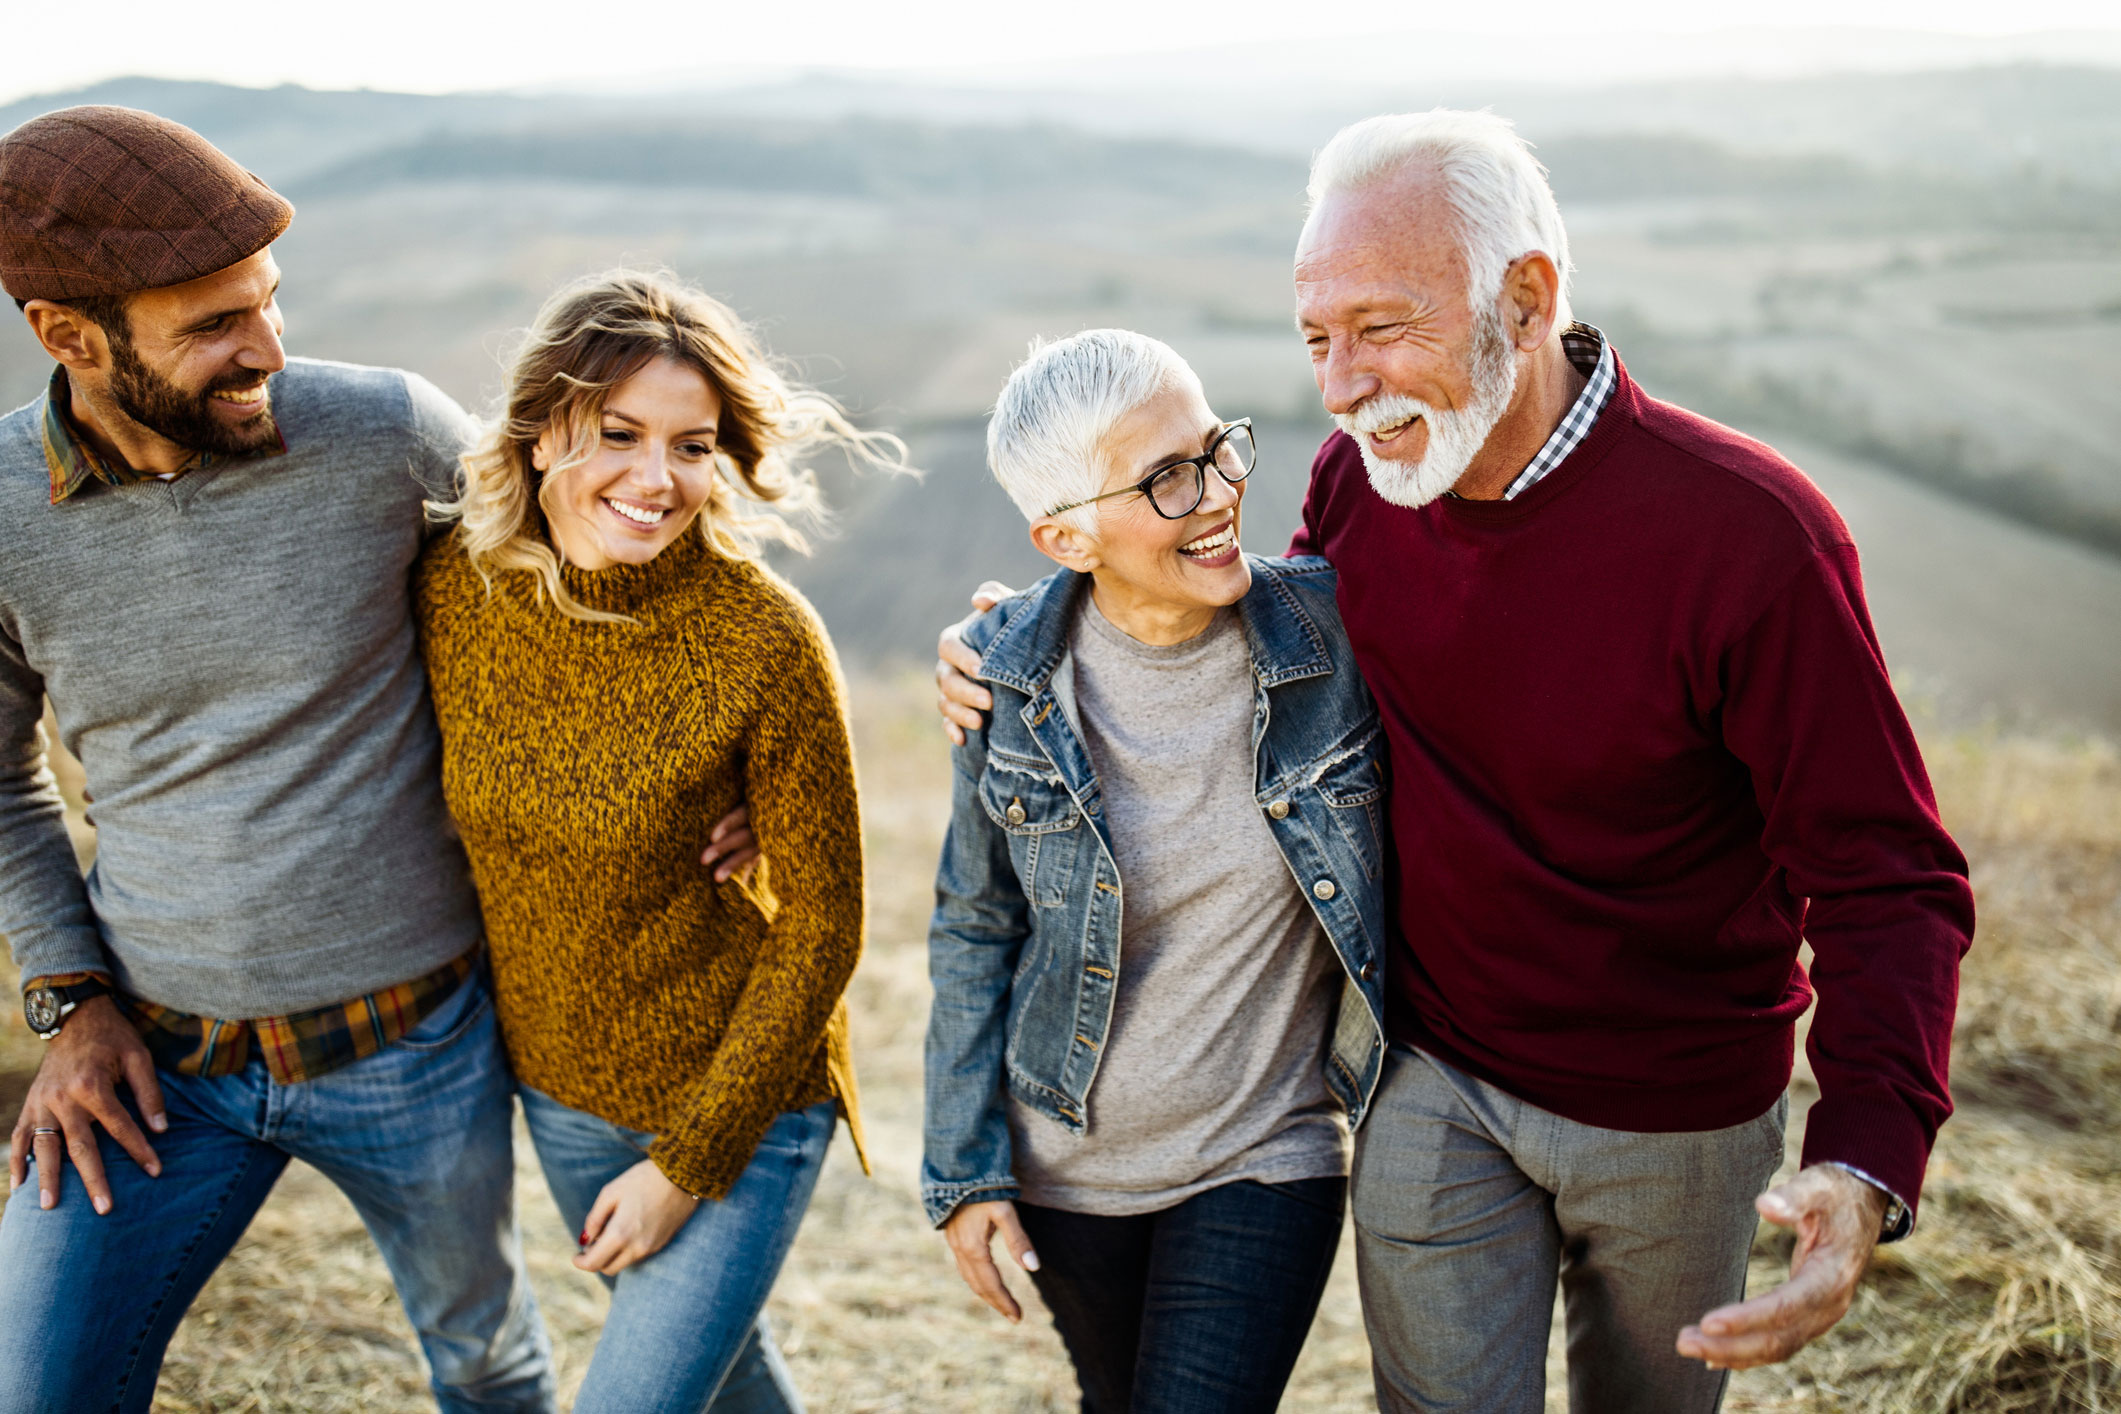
[1677,1163,1889,1371]
[936,581,1014,745]
[9,994,165,1215]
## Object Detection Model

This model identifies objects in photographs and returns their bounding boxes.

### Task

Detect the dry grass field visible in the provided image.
[3,676,2117,1412]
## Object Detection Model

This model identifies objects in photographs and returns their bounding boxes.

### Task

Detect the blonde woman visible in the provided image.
[416,270,900,1413]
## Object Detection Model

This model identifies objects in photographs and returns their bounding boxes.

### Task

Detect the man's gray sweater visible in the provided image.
[0,357,484,1016]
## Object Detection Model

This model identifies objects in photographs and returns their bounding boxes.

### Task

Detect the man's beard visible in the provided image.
[108,338,279,458]
[1333,307,1519,509]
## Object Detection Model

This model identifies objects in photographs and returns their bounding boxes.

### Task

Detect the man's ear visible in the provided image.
[1500,251,1564,353]
[22,300,108,372]
[1029,517,1099,572]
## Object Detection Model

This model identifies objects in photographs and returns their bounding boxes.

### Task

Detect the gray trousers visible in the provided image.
[1352,1046,1787,1414]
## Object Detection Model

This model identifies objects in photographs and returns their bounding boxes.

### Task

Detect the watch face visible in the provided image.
[23,987,62,1034]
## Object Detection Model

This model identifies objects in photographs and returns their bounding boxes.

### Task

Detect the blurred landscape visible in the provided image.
[3,57,2119,727]
[2,45,2119,1412]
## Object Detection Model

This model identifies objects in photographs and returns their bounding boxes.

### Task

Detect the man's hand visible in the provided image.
[8,995,165,1215]
[699,805,760,882]
[1677,1163,1889,1370]
[936,581,1013,746]
[943,1198,1041,1322]
[574,1158,700,1276]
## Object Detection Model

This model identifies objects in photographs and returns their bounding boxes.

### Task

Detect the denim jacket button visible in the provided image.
[1006,799,1027,826]
[1361,961,1375,980]
[1267,799,1290,819]
[1313,878,1337,900]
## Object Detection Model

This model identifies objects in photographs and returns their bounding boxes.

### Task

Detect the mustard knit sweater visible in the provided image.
[415,528,867,1200]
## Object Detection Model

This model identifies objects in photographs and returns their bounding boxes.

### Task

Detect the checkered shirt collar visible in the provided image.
[41,364,284,505]
[42,366,155,503]
[1500,323,1615,501]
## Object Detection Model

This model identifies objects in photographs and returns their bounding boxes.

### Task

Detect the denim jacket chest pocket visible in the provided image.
[1310,730,1387,883]
[978,749,1082,909]
[1257,717,1388,976]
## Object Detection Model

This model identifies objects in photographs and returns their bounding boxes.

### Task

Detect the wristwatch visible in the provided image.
[22,977,113,1040]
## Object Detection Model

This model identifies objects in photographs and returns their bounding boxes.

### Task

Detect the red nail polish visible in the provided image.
[579,1230,589,1246]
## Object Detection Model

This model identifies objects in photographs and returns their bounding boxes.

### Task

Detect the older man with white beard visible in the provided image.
[935,110,1973,1413]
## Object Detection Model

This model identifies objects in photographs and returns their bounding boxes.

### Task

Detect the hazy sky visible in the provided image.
[9,0,2121,102]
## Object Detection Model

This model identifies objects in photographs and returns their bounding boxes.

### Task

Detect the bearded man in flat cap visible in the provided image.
[0,105,562,1412]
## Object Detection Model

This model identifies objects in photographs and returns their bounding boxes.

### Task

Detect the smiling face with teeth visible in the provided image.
[535,356,724,572]
[1029,382,1253,647]
[31,248,289,474]
[1294,164,1572,507]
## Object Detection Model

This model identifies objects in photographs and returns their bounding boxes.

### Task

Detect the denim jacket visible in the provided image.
[921,555,1390,1227]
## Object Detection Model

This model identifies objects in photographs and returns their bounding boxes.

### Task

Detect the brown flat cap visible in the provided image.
[0,105,293,303]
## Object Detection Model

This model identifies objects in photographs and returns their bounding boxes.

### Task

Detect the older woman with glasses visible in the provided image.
[922,329,1390,1412]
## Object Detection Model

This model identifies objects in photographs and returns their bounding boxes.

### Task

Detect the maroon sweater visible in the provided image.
[1290,358,1972,1212]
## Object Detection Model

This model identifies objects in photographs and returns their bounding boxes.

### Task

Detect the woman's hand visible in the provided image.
[575,1158,701,1276]
[943,1199,1040,1322]
[699,804,760,882]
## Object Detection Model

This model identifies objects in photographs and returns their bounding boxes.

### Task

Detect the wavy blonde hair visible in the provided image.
[433,268,910,622]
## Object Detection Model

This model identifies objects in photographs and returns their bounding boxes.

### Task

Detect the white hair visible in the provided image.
[1306,109,1573,324]
[987,328,1199,526]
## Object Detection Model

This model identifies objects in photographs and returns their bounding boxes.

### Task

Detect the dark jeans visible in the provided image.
[1017,1175,1347,1414]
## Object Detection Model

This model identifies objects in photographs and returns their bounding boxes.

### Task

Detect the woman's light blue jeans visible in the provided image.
[516,1086,833,1414]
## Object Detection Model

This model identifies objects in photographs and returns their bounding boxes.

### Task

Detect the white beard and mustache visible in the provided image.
[1333,307,1521,509]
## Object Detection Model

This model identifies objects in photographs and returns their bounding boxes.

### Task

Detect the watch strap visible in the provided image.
[23,973,114,1037]
[45,975,114,1007]
[23,969,112,994]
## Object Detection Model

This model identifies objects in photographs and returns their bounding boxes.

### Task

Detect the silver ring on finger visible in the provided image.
[31,1127,60,1137]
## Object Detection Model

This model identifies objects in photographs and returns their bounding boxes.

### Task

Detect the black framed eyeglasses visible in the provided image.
[1046,419,1257,520]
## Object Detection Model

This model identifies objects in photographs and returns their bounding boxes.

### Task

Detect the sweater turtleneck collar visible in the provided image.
[554,525,715,617]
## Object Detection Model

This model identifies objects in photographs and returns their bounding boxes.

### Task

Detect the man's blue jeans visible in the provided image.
[0,974,553,1414]
[517,1086,833,1414]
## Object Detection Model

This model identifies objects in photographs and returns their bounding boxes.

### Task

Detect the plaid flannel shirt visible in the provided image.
[23,951,476,1084]
[42,365,284,504]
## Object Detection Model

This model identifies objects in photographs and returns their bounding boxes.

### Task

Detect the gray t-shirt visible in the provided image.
[1008,594,1349,1215]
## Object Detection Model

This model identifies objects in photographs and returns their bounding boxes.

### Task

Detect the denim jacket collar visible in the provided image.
[975,561,1336,698]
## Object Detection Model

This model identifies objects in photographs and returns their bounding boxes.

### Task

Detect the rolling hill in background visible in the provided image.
[3,69,2117,732]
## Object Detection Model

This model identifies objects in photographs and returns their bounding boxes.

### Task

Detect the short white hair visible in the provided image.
[1307,109,1573,324]
[987,329,1199,526]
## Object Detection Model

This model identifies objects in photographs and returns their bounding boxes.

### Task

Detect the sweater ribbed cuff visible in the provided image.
[649,1115,760,1203]
[651,1066,835,1202]
[10,928,114,990]
[1799,1093,1935,1230]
